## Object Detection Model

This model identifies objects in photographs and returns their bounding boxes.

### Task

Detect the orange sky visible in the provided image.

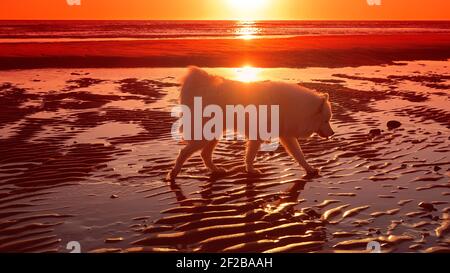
[0,0,449,20]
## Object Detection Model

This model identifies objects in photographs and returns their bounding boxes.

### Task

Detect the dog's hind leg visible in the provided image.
[245,140,262,174]
[201,140,226,174]
[280,136,319,176]
[167,140,207,181]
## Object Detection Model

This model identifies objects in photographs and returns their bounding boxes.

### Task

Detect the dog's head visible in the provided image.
[316,93,334,139]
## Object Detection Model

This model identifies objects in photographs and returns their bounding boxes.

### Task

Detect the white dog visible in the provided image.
[167,67,334,181]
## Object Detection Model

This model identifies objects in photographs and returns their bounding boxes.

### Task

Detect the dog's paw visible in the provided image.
[212,167,227,174]
[210,168,228,178]
[246,168,263,176]
[165,171,176,182]
[304,167,320,178]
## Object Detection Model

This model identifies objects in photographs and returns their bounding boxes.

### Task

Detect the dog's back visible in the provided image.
[180,67,324,124]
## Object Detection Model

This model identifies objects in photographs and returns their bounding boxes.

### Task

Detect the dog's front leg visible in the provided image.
[245,140,262,174]
[280,136,319,175]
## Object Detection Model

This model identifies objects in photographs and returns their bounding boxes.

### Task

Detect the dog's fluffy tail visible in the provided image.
[177,66,214,141]
[181,66,210,86]
[180,66,218,104]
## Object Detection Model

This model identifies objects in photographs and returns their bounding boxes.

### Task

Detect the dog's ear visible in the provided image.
[317,93,329,114]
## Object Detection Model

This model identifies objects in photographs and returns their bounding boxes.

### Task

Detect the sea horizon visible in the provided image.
[1,20,450,43]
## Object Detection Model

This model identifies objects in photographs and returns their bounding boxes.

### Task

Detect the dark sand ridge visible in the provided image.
[1,65,448,252]
[0,79,177,252]
[1,34,450,70]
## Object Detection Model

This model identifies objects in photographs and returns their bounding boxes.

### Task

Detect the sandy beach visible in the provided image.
[0,50,449,253]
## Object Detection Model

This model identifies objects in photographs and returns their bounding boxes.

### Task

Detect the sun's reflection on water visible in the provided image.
[234,65,261,82]
[235,21,260,40]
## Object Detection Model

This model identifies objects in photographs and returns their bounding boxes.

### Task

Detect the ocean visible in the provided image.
[1,20,450,42]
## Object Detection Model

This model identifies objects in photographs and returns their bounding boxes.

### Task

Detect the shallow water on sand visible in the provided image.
[0,61,449,253]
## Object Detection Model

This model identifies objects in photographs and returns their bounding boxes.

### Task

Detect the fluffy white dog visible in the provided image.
[167,67,334,180]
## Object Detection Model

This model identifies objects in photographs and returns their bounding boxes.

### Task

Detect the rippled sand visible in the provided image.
[0,61,449,253]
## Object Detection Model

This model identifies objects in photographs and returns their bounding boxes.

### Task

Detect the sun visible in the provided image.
[229,0,268,11]
[228,0,269,20]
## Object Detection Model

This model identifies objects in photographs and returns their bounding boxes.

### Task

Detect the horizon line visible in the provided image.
[1,19,450,21]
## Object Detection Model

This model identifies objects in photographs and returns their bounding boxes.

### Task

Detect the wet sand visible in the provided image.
[1,34,450,69]
[0,60,449,253]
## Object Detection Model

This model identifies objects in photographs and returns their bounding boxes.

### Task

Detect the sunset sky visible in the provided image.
[0,0,449,20]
